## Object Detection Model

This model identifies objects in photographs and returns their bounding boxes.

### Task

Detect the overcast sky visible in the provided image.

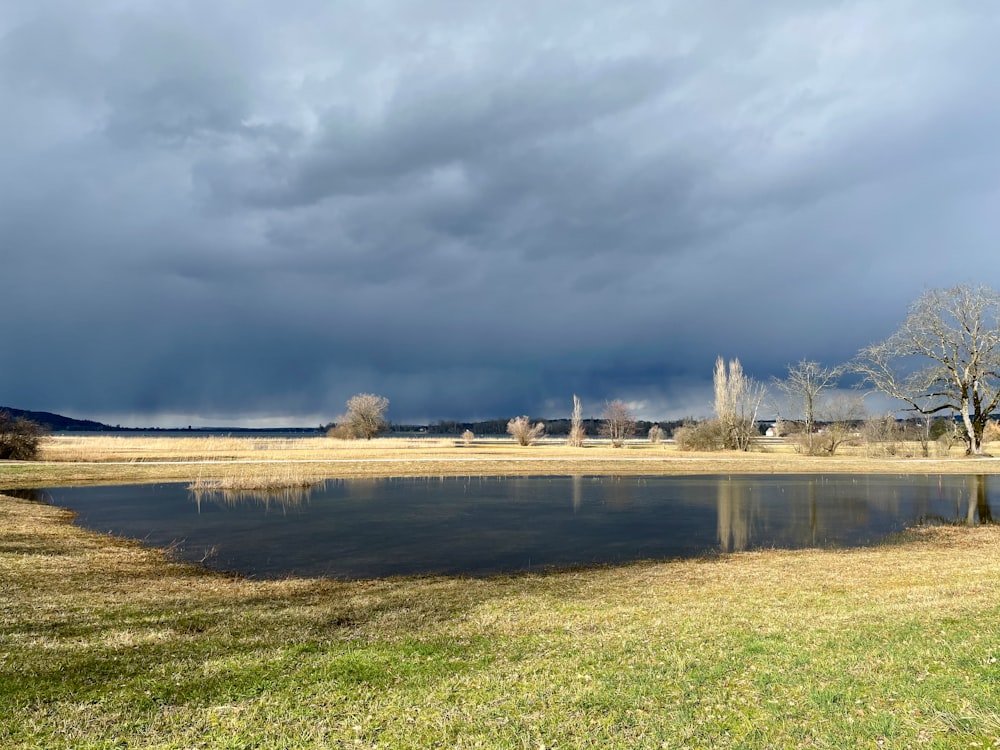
[3,1,999,427]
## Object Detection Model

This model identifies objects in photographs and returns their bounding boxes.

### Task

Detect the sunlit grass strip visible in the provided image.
[187,464,317,492]
[7,433,999,494]
[187,466,321,508]
[3,493,1000,747]
[40,433,985,465]
[39,435,458,463]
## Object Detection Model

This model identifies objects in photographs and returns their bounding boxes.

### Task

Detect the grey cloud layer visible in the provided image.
[3,1,999,424]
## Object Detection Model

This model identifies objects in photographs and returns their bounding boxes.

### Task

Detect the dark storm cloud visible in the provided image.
[4,1,1000,426]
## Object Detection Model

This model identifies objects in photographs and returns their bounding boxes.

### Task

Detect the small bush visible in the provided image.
[647,424,664,444]
[0,412,45,460]
[673,420,724,451]
[935,423,964,457]
[790,426,858,456]
[789,430,838,456]
[984,420,1000,444]
[326,419,357,440]
[862,414,900,457]
[461,429,475,446]
[935,434,956,457]
[507,416,545,446]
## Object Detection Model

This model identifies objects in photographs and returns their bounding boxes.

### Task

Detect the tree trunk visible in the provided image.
[960,400,982,454]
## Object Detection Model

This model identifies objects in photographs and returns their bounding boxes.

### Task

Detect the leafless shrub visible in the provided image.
[934,421,964,457]
[814,394,866,456]
[984,420,1000,445]
[326,419,356,440]
[461,429,475,446]
[507,416,545,446]
[936,434,957,457]
[0,412,45,460]
[787,431,818,455]
[647,424,664,444]
[673,420,724,451]
[807,423,858,456]
[862,414,901,457]
[900,420,934,457]
[567,394,586,447]
[600,400,636,448]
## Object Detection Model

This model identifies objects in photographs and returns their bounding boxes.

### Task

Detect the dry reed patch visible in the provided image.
[188,463,317,491]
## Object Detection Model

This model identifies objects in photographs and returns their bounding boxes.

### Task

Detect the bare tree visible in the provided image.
[814,394,865,456]
[567,394,585,447]
[0,411,45,460]
[339,393,389,440]
[507,416,545,446]
[600,400,635,448]
[773,360,842,454]
[461,429,475,446]
[854,284,1000,454]
[713,357,766,451]
[862,414,901,457]
[647,424,664,444]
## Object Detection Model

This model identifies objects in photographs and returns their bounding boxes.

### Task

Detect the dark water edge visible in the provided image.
[7,474,997,580]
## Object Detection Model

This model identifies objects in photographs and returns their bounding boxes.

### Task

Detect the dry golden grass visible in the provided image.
[187,463,317,491]
[39,434,456,463]
[1,434,994,490]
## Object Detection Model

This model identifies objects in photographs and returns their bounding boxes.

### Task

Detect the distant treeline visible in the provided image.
[394,418,692,437]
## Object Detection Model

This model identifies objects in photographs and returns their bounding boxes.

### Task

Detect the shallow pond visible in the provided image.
[22,474,997,579]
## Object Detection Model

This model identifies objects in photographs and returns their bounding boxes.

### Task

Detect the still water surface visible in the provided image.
[32,474,996,579]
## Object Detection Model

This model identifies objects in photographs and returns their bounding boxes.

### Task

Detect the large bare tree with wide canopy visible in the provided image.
[854,284,1000,455]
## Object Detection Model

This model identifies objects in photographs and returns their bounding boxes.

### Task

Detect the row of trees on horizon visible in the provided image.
[5,285,999,459]
[329,284,1000,456]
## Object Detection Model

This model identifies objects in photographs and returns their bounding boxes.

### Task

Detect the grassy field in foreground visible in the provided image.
[2,495,1000,748]
[3,435,1000,747]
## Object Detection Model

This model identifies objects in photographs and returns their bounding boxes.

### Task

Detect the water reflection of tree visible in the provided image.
[715,476,905,552]
[966,474,994,525]
[914,475,996,526]
[717,478,753,552]
[602,476,635,510]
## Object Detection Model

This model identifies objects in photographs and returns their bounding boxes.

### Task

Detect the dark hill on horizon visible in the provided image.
[0,407,112,432]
